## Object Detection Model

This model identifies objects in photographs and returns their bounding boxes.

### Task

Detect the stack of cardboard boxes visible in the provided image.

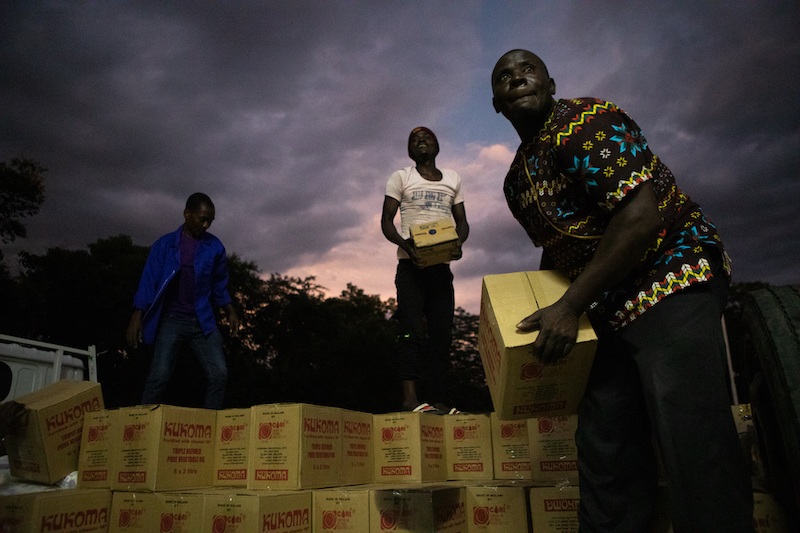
[0,270,790,532]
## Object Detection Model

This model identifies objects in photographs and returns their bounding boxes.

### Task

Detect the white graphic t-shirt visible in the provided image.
[385,165,464,260]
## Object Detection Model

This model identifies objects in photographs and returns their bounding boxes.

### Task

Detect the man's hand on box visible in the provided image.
[450,243,463,261]
[516,299,579,365]
[403,238,423,267]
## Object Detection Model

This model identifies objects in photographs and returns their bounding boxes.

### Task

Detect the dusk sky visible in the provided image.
[2,1,798,314]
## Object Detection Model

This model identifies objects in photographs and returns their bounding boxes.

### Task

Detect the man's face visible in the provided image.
[408,129,439,161]
[491,50,555,123]
[183,203,215,239]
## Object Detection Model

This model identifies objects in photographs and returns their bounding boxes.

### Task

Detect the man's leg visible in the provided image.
[395,260,426,410]
[423,264,455,408]
[576,333,659,532]
[141,315,189,405]
[189,319,227,410]
[625,286,754,532]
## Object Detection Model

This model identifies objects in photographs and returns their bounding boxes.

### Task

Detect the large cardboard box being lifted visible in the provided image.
[479,271,597,420]
[5,379,104,484]
[410,218,460,268]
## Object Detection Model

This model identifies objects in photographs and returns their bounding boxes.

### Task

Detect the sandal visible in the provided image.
[412,402,440,413]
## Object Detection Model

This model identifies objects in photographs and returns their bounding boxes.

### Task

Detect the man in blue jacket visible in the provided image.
[127,192,240,409]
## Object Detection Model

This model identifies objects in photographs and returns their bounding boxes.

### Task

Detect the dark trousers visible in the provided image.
[142,314,227,410]
[576,278,754,532]
[394,260,454,404]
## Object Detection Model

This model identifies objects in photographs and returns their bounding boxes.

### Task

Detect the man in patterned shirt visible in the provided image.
[491,49,753,532]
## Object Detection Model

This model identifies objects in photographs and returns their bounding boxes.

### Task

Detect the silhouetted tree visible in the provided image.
[0,157,46,245]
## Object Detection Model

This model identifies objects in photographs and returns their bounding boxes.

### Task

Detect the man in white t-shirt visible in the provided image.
[381,127,469,412]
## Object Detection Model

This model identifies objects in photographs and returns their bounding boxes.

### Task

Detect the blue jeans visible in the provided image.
[141,314,227,409]
[394,260,454,404]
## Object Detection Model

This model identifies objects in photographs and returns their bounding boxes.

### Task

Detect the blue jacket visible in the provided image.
[133,225,233,345]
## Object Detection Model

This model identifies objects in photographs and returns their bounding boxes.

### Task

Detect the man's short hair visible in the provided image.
[186,192,214,212]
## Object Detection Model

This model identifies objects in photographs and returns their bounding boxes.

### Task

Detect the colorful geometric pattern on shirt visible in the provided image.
[503,98,729,331]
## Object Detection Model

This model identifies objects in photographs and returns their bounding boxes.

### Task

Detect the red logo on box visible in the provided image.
[539,417,554,433]
[212,515,227,533]
[259,423,272,440]
[118,509,131,527]
[473,506,489,525]
[380,510,396,530]
[160,513,173,532]
[322,510,337,529]
[453,426,466,440]
[521,361,544,379]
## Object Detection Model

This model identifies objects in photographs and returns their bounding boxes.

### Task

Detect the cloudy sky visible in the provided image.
[2,1,798,314]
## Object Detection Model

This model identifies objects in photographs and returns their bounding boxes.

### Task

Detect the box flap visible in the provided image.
[13,380,98,409]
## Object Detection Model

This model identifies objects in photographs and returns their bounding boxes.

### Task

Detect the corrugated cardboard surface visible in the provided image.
[6,380,104,484]
[78,409,113,489]
[248,403,342,490]
[111,404,216,492]
[490,414,531,480]
[529,485,580,532]
[479,271,597,420]
[464,481,532,533]
[369,484,467,533]
[312,485,374,532]
[213,408,251,487]
[445,413,494,481]
[527,415,579,484]
[202,489,312,533]
[342,408,374,486]
[0,488,112,533]
[410,218,460,267]
[373,412,447,485]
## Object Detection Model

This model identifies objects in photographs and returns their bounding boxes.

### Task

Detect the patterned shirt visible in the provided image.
[503,98,730,331]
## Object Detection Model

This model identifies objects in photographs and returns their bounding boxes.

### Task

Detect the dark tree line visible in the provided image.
[0,234,492,413]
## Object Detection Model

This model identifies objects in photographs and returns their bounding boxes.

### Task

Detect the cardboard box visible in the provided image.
[202,489,312,533]
[410,218,460,267]
[342,408,374,485]
[478,271,597,420]
[0,488,112,533]
[248,403,342,490]
[109,490,205,532]
[373,411,447,484]
[527,415,579,484]
[78,409,113,488]
[109,491,154,532]
[5,379,104,484]
[312,485,376,532]
[491,413,531,480]
[445,412,494,481]
[529,485,580,532]
[464,481,532,533]
[111,404,216,492]
[213,408,251,487]
[752,491,789,533]
[370,484,467,532]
